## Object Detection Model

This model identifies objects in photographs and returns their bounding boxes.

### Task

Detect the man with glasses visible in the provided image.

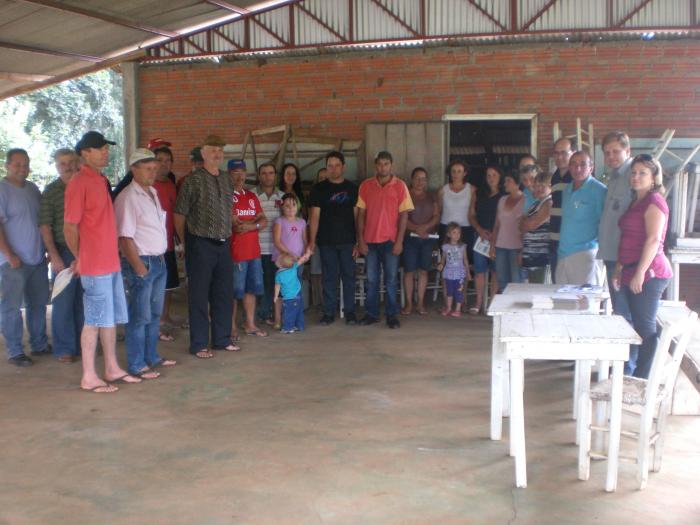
[549,138,575,279]
[556,151,607,285]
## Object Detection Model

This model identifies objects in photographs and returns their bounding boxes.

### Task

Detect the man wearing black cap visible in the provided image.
[174,135,238,358]
[64,131,141,392]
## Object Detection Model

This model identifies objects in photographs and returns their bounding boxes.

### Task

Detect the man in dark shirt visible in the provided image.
[308,151,359,326]
[548,137,575,279]
[174,134,238,358]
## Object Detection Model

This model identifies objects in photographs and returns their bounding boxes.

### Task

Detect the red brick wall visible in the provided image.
[139,40,700,303]
[139,39,700,176]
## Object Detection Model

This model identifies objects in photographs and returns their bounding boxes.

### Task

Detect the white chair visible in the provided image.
[578,304,698,490]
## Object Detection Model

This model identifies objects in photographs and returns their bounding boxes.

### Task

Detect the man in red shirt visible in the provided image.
[229,159,268,339]
[356,151,414,329]
[64,131,140,393]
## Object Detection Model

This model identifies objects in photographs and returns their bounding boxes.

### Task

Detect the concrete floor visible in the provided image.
[1,305,699,525]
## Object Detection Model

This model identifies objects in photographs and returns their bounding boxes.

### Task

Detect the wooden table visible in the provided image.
[488,284,611,442]
[500,313,639,490]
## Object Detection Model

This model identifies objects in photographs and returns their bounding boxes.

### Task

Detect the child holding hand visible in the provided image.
[438,222,470,317]
[274,248,313,334]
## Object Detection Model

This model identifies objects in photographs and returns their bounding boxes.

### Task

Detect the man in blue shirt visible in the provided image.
[0,149,50,366]
[556,150,607,285]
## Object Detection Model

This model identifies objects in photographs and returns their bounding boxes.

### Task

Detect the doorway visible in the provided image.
[442,114,538,187]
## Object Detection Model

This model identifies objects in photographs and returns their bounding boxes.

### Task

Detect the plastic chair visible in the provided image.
[578,304,697,490]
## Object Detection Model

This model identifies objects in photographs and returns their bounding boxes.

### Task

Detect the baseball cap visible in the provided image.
[190,147,203,162]
[75,131,116,153]
[129,148,157,166]
[147,138,172,150]
[202,134,226,147]
[227,159,246,171]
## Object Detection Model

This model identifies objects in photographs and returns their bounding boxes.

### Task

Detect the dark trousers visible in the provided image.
[257,254,276,321]
[604,261,638,374]
[185,234,233,353]
[319,243,356,317]
[51,247,83,357]
[624,277,670,379]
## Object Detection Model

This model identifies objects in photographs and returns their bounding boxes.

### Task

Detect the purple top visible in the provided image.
[618,191,672,286]
[272,216,306,261]
[441,243,467,281]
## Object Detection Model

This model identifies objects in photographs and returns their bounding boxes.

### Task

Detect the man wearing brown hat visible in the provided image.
[174,135,239,358]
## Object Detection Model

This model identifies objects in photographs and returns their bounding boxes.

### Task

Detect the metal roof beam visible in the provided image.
[14,0,179,38]
[296,2,347,42]
[0,40,102,62]
[521,0,558,31]
[369,0,421,38]
[0,72,53,82]
[463,0,508,32]
[615,0,654,28]
[201,0,249,14]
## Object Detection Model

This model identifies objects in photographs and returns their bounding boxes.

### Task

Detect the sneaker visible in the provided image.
[358,316,379,326]
[280,329,295,334]
[30,344,53,356]
[9,354,33,367]
[345,313,358,325]
[319,314,335,326]
[386,316,401,329]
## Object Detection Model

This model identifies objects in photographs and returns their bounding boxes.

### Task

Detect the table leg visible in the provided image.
[576,359,592,475]
[491,316,504,440]
[510,357,527,488]
[606,360,624,492]
[593,359,611,454]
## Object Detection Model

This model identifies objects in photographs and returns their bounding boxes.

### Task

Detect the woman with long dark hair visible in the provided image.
[613,154,672,378]
[468,165,504,313]
[280,162,305,217]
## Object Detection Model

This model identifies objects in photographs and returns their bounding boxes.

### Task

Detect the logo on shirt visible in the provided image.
[290,225,298,233]
[329,191,350,204]
[249,198,256,209]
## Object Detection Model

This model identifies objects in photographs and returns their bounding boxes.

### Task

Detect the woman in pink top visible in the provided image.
[613,154,672,378]
[490,171,524,293]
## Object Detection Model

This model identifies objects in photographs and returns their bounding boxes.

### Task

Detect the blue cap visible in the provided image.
[228,159,246,171]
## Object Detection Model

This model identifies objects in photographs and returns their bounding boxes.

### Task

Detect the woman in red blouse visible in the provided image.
[613,154,672,378]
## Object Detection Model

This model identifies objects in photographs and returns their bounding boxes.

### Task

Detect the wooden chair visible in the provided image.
[578,304,698,490]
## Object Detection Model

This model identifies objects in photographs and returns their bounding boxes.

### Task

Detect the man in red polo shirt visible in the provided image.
[357,150,414,329]
[64,131,140,393]
[229,159,268,340]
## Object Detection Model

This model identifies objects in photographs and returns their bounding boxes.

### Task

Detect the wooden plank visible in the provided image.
[405,123,428,181]
[365,123,387,179]
[425,122,447,190]
[386,124,408,180]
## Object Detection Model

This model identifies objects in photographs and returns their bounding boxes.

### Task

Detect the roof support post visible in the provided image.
[121,61,140,173]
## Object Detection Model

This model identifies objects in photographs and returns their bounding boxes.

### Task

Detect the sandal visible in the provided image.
[105,374,142,384]
[194,349,214,359]
[57,355,76,363]
[81,383,118,394]
[136,368,160,380]
[400,308,412,316]
[469,306,480,315]
[159,332,175,342]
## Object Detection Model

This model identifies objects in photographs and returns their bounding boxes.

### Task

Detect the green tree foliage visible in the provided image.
[0,69,124,186]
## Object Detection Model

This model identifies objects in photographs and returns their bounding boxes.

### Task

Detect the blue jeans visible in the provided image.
[1,260,49,359]
[495,247,521,293]
[51,247,83,358]
[257,254,276,321]
[365,241,400,319]
[282,293,305,332]
[319,243,356,317]
[605,261,638,375]
[624,277,670,379]
[123,255,167,375]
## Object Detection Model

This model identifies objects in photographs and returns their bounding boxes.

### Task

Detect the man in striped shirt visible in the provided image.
[548,137,574,281]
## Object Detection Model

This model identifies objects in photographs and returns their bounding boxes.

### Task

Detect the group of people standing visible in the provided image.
[0,129,672,388]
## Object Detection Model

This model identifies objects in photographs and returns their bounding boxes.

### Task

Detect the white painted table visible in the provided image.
[488,284,610,443]
[500,313,639,490]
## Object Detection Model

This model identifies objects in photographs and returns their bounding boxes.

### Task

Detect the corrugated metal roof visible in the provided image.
[2,0,699,99]
[0,0,295,100]
[143,0,700,64]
